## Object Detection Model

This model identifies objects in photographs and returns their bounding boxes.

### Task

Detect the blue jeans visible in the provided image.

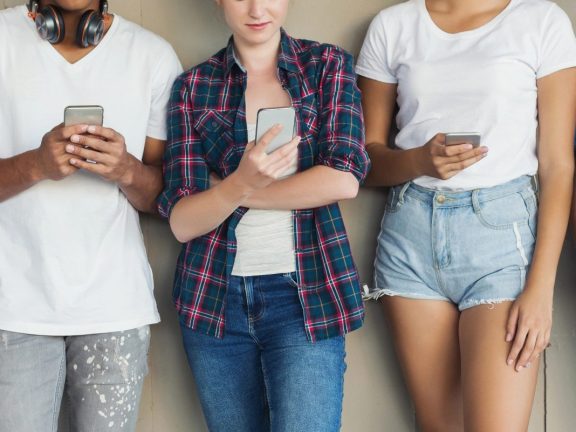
[0,327,150,432]
[180,273,346,432]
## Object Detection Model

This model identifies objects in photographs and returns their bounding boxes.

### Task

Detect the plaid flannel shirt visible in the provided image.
[158,30,370,342]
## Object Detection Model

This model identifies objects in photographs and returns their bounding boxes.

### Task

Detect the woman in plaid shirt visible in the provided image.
[158,0,370,430]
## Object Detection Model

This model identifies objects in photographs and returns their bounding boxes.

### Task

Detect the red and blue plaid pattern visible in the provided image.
[158,30,370,342]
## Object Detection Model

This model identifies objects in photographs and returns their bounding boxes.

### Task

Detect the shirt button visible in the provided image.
[436,195,446,204]
[211,121,218,128]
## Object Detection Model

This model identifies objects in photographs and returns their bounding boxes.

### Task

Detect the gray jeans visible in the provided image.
[0,326,150,432]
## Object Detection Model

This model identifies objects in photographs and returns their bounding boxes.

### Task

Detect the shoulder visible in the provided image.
[113,15,178,59]
[0,6,30,39]
[291,37,355,72]
[511,0,569,20]
[172,47,228,92]
[372,1,420,26]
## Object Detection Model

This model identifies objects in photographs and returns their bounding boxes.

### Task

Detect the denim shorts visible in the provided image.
[369,176,538,310]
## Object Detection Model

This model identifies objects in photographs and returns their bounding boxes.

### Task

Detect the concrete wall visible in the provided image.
[2,0,575,430]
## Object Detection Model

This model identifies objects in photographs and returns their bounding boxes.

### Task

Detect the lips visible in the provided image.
[246,22,271,30]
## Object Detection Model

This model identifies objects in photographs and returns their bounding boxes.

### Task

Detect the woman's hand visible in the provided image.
[505,286,553,372]
[231,124,300,194]
[417,133,488,180]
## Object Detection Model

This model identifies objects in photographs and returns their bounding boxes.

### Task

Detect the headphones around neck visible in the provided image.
[27,1,109,48]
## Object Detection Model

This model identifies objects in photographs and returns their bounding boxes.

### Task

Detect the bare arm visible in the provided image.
[0,124,89,202]
[506,67,576,370]
[358,76,487,187]
[169,127,298,243]
[241,166,358,210]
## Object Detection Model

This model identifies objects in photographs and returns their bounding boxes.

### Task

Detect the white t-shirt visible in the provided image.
[231,123,297,276]
[356,0,576,190]
[0,6,182,335]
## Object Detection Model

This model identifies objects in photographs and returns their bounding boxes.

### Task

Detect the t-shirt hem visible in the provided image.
[537,61,576,79]
[355,66,398,84]
[0,315,161,336]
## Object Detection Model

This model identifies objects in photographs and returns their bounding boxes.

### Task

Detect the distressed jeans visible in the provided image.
[180,273,346,432]
[0,326,150,432]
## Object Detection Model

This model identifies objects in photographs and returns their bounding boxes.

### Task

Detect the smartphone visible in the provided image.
[64,105,104,127]
[255,107,296,154]
[445,132,481,148]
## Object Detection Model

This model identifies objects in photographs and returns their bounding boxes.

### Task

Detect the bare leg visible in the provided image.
[382,297,463,432]
[460,302,539,432]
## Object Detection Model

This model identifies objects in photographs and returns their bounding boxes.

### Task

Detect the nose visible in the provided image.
[248,0,266,19]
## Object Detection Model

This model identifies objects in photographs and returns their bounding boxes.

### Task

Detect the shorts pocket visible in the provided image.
[474,190,535,233]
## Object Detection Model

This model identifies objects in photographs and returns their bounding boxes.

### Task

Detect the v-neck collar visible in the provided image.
[22,5,120,69]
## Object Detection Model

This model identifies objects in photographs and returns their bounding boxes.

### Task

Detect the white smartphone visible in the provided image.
[255,107,296,154]
[445,132,481,148]
[64,105,104,127]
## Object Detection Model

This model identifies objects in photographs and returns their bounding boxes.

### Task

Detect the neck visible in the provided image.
[427,0,508,12]
[233,31,281,75]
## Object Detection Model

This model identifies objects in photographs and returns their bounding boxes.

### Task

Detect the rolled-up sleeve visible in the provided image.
[157,74,210,219]
[314,47,370,184]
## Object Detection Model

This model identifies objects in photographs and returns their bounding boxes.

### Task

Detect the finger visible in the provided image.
[65,144,111,164]
[506,305,519,343]
[59,124,90,139]
[515,331,538,371]
[265,146,299,176]
[86,125,119,141]
[267,136,300,160]
[444,151,487,174]
[446,147,488,162]
[244,141,256,153]
[254,124,283,153]
[527,334,548,366]
[507,326,528,367]
[439,143,474,156]
[69,157,107,174]
[69,134,113,153]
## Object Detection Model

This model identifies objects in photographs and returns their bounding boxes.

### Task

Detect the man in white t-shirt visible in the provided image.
[0,1,182,431]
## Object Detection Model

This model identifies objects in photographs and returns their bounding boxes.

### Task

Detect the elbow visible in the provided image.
[338,173,360,200]
[169,216,193,244]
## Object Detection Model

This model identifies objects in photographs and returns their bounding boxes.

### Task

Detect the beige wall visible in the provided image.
[2,0,575,430]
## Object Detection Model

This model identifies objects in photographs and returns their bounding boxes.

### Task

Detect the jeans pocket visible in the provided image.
[474,191,533,232]
[282,272,299,288]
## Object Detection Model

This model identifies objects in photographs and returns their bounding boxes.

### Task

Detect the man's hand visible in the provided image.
[35,124,88,180]
[66,125,135,186]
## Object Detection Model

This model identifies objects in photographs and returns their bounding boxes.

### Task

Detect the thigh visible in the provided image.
[460,303,539,432]
[180,322,268,432]
[0,331,65,432]
[382,297,463,432]
[262,335,345,432]
[64,326,150,432]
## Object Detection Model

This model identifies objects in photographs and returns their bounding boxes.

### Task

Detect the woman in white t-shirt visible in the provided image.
[357,0,576,430]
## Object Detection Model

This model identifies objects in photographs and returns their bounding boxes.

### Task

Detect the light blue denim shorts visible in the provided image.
[370,176,538,310]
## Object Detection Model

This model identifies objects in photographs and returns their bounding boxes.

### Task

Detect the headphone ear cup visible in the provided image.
[76,10,105,48]
[36,5,65,44]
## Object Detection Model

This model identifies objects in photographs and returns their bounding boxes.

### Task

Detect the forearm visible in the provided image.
[243,166,359,210]
[527,163,574,293]
[118,154,164,214]
[169,173,251,243]
[365,144,423,187]
[0,150,43,202]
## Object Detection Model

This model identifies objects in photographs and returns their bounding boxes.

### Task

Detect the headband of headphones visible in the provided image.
[27,1,108,17]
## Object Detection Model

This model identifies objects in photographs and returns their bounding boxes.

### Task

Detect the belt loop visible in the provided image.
[398,182,411,205]
[531,174,539,195]
[471,189,481,213]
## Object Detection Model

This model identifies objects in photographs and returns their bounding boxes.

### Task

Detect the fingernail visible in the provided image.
[480,147,489,153]
[70,159,77,165]
[507,359,513,365]
[65,144,75,153]
[87,126,96,133]
[464,144,473,150]
[506,334,512,342]
[70,135,80,143]
[526,362,531,368]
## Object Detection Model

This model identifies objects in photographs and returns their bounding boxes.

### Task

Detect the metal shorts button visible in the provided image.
[436,195,446,204]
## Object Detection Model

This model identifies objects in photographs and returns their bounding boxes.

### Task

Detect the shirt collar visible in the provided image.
[224,28,301,78]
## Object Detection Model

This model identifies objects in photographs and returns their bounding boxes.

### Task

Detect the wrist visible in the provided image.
[411,146,427,178]
[25,149,46,183]
[118,155,137,189]
[222,172,256,206]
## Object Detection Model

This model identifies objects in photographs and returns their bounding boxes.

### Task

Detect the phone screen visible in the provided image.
[255,107,296,154]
